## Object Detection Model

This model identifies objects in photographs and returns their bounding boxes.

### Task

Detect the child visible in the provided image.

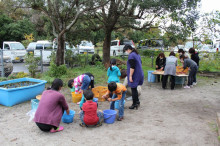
[79,89,103,127]
[107,58,121,83]
[155,53,166,82]
[34,79,69,133]
[180,55,198,89]
[188,48,199,85]
[68,74,91,94]
[102,82,127,121]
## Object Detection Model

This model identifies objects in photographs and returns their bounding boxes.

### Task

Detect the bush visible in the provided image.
[142,50,162,57]
[25,54,40,77]
[8,72,28,80]
[48,63,67,78]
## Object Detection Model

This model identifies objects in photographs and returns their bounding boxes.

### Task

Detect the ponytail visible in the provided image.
[109,58,117,71]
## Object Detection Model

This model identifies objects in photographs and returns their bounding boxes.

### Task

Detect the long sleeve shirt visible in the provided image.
[74,75,85,93]
[34,90,69,127]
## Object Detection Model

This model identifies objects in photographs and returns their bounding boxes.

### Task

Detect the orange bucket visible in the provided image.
[92,86,108,102]
[71,92,82,103]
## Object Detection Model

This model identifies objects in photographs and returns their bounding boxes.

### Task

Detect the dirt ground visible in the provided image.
[0,77,220,146]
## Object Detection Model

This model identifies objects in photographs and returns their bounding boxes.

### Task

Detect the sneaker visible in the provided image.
[193,82,197,85]
[184,85,190,89]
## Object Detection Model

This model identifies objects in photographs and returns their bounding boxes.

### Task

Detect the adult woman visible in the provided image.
[162,51,177,90]
[34,79,69,133]
[180,55,198,89]
[123,44,144,110]
[155,53,166,82]
[188,48,199,85]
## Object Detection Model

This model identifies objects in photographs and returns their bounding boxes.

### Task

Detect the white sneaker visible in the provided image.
[184,85,190,89]
[193,82,197,85]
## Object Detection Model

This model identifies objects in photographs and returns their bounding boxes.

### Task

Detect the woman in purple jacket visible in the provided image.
[123,44,144,110]
[34,79,69,133]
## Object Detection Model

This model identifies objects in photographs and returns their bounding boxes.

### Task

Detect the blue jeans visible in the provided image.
[110,91,126,118]
[79,111,103,125]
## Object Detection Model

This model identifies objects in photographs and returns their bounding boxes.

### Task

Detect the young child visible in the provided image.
[79,89,103,127]
[102,82,127,121]
[68,74,92,94]
[34,79,69,133]
[180,55,198,89]
[107,58,121,83]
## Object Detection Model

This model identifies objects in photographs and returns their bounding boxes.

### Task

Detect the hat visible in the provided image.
[81,75,91,90]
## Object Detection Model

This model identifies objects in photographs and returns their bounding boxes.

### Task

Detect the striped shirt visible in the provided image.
[74,75,85,93]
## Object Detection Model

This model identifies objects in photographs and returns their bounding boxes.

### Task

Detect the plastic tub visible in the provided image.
[148,71,156,83]
[114,100,126,110]
[93,98,98,103]
[71,92,82,103]
[62,110,75,123]
[31,99,39,110]
[92,86,107,102]
[103,109,117,124]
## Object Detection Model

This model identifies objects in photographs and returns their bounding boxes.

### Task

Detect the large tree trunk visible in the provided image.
[103,29,112,69]
[56,33,65,66]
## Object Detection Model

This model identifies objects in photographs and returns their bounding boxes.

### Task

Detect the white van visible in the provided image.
[77,41,95,54]
[110,40,135,56]
[2,41,26,63]
[213,40,220,53]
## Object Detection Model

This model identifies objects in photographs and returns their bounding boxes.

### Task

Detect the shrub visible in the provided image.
[142,50,162,57]
[25,54,40,77]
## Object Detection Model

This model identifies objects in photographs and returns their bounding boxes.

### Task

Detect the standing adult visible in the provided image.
[162,51,177,90]
[123,44,144,110]
[188,48,199,85]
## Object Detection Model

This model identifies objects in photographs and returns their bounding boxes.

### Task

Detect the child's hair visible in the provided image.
[51,79,63,91]
[120,69,127,79]
[169,51,175,56]
[108,82,117,92]
[158,52,165,58]
[189,48,195,54]
[68,79,74,88]
[110,58,117,71]
[83,89,94,100]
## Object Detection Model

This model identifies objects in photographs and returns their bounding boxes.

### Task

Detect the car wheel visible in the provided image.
[113,51,116,56]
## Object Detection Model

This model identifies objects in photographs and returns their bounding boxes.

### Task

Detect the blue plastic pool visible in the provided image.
[0,78,47,106]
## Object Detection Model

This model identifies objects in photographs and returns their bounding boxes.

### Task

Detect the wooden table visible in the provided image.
[152,70,188,86]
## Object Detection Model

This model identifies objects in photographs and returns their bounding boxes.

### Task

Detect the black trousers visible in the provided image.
[188,67,197,86]
[162,75,175,89]
[131,87,139,105]
[36,122,57,132]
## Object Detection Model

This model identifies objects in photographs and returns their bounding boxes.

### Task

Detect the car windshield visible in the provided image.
[81,42,93,47]
[111,41,118,46]
[10,43,25,50]
[120,40,133,45]
[27,43,36,49]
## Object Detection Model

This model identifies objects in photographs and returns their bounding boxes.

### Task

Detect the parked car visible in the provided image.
[2,41,26,63]
[26,42,37,50]
[77,41,95,54]
[110,39,135,56]
[200,44,214,52]
[0,55,13,77]
[184,41,203,52]
[137,39,164,51]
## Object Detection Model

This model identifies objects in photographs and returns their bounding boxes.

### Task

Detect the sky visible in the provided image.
[200,0,220,13]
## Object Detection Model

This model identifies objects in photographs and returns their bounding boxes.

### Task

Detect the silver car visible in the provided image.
[0,55,13,77]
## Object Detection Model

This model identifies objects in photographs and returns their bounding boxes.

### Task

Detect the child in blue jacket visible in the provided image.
[107,58,121,83]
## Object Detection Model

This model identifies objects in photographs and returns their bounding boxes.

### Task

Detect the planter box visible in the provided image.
[0,78,47,106]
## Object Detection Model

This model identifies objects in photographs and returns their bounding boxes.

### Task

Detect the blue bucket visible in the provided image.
[114,100,126,110]
[62,110,75,123]
[103,109,117,124]
[148,71,156,82]
[31,99,39,110]
[93,98,98,103]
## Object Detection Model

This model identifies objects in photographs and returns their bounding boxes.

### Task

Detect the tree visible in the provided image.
[24,0,107,66]
[91,0,201,68]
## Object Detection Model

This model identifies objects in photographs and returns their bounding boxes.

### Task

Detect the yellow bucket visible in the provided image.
[92,86,108,102]
[71,92,82,103]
